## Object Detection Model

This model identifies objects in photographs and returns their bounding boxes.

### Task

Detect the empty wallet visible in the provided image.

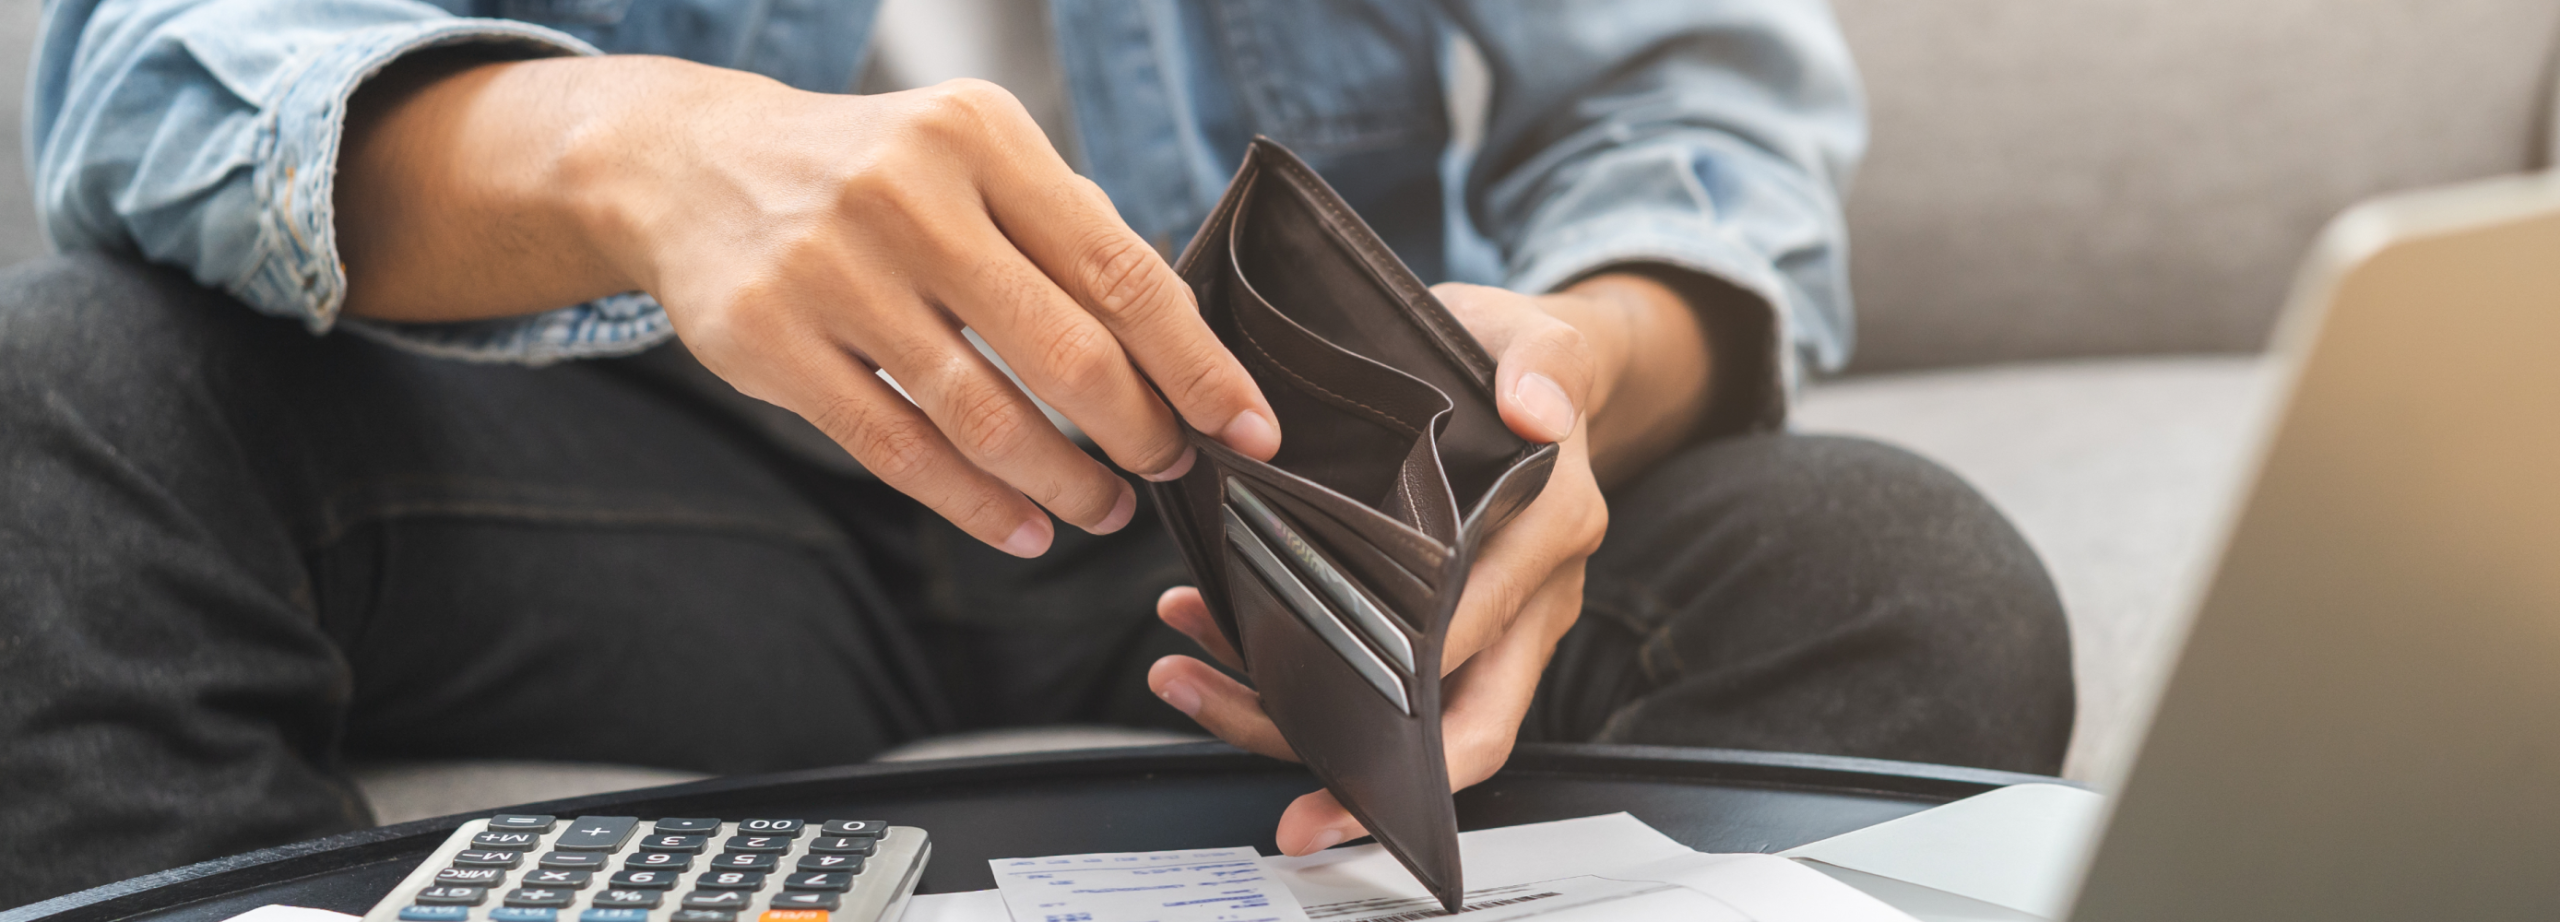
[1150,138,1560,913]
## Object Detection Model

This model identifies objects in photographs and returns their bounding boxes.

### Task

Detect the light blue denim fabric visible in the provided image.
[26,0,1865,383]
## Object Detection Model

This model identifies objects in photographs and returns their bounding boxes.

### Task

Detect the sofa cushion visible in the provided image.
[1830,0,2560,370]
[1795,354,2279,783]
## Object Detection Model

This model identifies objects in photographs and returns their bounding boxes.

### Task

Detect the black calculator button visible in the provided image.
[609,870,680,890]
[553,817,639,851]
[806,836,876,856]
[720,835,791,854]
[590,889,664,909]
[415,886,487,906]
[781,872,852,892]
[433,867,509,887]
[794,854,863,873]
[768,892,839,911]
[817,820,885,838]
[521,869,591,889]
[624,852,692,872]
[681,891,753,910]
[487,815,557,833]
[472,831,543,851]
[502,888,576,908]
[652,818,723,835]
[734,819,803,837]
[638,834,707,853]
[539,852,608,871]
[693,871,766,890]
[669,911,734,922]
[454,850,524,868]
[707,853,777,873]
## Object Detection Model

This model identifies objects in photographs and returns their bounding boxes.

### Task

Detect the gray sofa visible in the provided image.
[4,0,2553,819]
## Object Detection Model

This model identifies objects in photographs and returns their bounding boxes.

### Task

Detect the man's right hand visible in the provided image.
[336,56,1280,557]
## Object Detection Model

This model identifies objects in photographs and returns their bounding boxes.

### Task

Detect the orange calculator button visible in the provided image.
[759,911,828,922]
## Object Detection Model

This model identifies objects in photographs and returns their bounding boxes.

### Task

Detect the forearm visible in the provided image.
[1547,271,1716,488]
[336,54,758,322]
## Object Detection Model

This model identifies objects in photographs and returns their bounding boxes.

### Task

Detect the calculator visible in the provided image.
[361,816,930,922]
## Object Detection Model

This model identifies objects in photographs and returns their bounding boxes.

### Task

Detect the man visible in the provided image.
[0,0,2073,907]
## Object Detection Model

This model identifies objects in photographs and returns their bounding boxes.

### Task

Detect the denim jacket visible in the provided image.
[27,0,1865,393]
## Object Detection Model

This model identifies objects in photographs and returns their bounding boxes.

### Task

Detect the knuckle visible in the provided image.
[919,78,1023,138]
[942,371,1033,462]
[1033,319,1121,402]
[1077,231,1173,319]
[845,410,940,484]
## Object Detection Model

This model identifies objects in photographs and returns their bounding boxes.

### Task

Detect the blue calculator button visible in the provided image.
[398,907,469,922]
[491,909,557,922]
[581,910,648,922]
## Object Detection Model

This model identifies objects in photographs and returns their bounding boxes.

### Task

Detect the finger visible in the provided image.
[1441,444,1605,673]
[972,146,1281,460]
[1276,572,1581,855]
[1157,586,1244,671]
[748,335,1059,558]
[927,219,1208,482]
[1147,654,1296,761]
[1433,283,1595,445]
[852,305,1141,536]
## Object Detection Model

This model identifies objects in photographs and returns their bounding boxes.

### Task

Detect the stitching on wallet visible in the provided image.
[1234,314,1422,435]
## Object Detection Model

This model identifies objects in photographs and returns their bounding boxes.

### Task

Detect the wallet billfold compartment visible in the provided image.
[1151,139,1559,912]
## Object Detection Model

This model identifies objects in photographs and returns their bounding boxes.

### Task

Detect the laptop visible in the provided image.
[2060,170,2560,918]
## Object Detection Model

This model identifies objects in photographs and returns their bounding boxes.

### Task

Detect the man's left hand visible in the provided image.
[1145,271,1718,854]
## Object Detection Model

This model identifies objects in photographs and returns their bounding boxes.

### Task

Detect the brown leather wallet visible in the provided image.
[1151,139,1560,912]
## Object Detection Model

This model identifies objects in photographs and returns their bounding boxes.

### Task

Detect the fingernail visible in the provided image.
[1219,410,1280,456]
[1091,484,1137,534]
[1159,678,1202,716]
[1514,372,1576,439]
[1142,446,1197,482]
[1001,518,1051,558]
[1305,828,1346,852]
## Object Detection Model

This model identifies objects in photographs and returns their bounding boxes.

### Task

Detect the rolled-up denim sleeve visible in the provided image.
[1440,0,1866,420]
[27,0,675,363]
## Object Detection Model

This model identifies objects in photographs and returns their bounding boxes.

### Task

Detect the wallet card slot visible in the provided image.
[1226,479,1416,673]
[1224,508,1413,715]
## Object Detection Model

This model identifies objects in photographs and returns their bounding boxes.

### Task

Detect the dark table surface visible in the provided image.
[6,743,2063,922]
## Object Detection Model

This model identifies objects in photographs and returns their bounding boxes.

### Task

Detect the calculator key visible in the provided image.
[758,912,826,922]
[638,834,708,853]
[590,889,664,909]
[694,871,766,890]
[472,830,543,851]
[817,820,885,838]
[521,869,592,889]
[454,850,524,868]
[707,853,778,873]
[794,854,863,874]
[502,888,575,908]
[554,817,640,851]
[670,912,735,922]
[415,886,487,906]
[734,819,804,837]
[721,835,792,854]
[487,814,557,833]
[580,910,649,922]
[398,907,469,922]
[490,908,557,922]
[781,872,851,892]
[653,818,724,835]
[682,891,754,911]
[767,892,839,911]
[805,837,875,856]
[434,867,509,887]
[624,852,693,872]
[609,869,681,890]
[539,852,608,871]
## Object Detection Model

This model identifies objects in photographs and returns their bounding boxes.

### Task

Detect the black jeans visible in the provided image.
[0,255,2074,908]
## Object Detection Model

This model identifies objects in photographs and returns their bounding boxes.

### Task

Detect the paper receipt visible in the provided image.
[990,846,1312,922]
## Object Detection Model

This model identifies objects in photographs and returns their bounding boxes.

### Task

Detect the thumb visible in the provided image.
[1493,312,1594,445]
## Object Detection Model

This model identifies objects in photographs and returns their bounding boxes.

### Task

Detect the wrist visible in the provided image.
[550,56,798,298]
[1549,271,1714,483]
